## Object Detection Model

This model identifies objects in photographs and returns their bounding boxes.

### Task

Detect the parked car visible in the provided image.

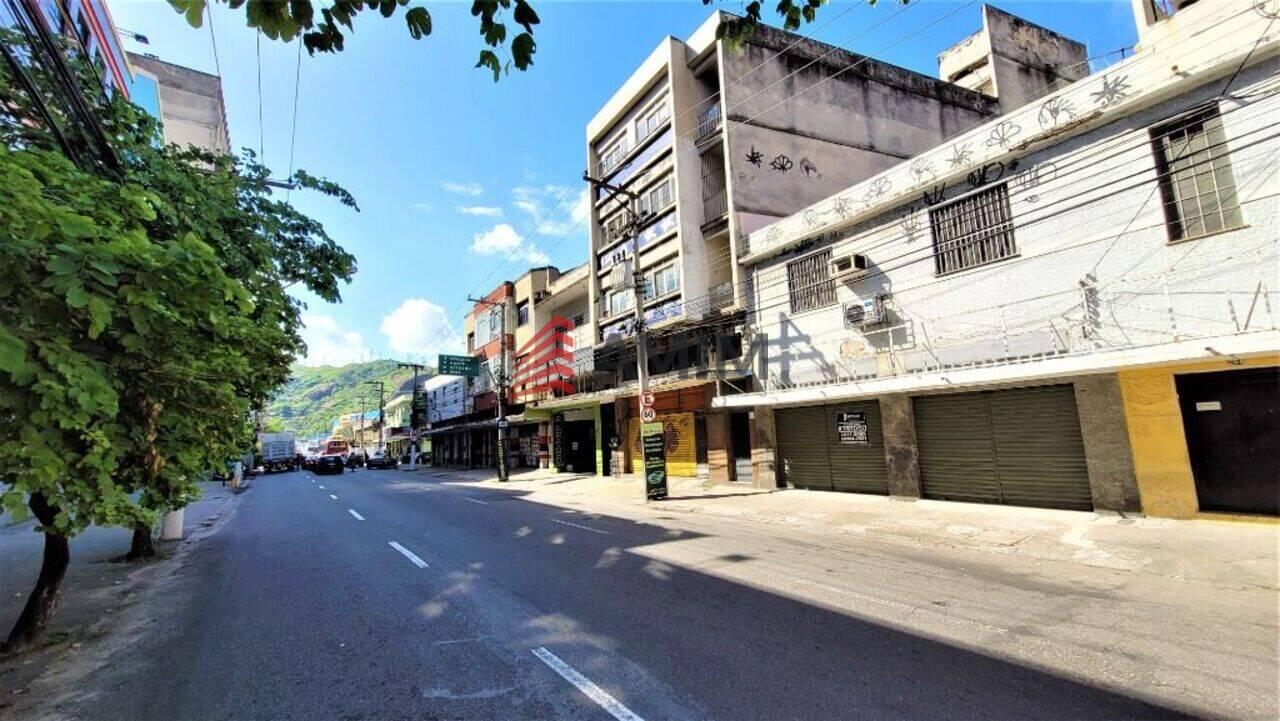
[365,451,398,470]
[314,454,344,475]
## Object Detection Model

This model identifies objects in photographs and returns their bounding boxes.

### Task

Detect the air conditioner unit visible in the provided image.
[843,296,885,329]
[830,253,870,282]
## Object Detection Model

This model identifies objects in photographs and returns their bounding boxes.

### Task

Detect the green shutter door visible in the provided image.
[776,407,832,490]
[825,401,889,494]
[915,386,1092,510]
[989,386,1092,510]
[915,394,1002,504]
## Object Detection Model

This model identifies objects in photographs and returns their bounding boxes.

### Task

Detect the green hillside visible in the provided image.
[266,360,426,438]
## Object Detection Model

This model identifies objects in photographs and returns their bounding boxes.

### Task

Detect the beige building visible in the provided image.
[127,52,230,155]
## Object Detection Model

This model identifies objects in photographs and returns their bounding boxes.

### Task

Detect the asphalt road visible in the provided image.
[59,468,1274,721]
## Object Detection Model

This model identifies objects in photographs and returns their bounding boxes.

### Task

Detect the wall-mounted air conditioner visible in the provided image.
[830,253,870,282]
[843,296,886,329]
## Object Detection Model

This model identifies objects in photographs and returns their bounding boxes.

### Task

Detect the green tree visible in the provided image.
[0,56,356,650]
[171,1,905,82]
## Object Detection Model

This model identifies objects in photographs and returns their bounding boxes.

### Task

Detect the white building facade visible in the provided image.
[720,0,1279,518]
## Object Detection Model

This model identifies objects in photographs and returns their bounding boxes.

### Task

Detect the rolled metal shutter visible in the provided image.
[915,394,1002,504]
[825,401,889,494]
[989,386,1092,510]
[776,407,832,490]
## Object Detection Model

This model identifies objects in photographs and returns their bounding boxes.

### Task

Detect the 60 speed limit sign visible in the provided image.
[640,407,657,423]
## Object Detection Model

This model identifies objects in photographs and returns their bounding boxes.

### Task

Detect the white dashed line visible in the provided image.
[348,509,365,521]
[551,518,609,535]
[531,647,643,721]
[463,497,489,505]
[388,541,429,569]
[329,494,338,500]
[318,485,325,490]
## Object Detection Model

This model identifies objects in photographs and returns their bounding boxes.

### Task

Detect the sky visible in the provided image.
[105,0,1139,368]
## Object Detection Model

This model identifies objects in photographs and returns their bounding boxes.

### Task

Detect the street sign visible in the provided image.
[497,418,509,429]
[641,421,667,501]
[640,407,657,423]
[641,391,655,408]
[438,354,480,377]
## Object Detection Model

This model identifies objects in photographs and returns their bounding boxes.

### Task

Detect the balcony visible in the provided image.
[703,188,727,225]
[695,103,722,144]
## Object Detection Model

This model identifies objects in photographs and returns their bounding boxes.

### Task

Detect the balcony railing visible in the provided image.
[703,188,727,224]
[695,103,722,144]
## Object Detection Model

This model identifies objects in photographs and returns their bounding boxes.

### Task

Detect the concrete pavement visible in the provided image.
[3,468,1276,720]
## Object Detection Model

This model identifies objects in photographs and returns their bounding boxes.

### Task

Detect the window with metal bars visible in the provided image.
[1150,105,1242,242]
[928,183,1017,276]
[786,249,836,314]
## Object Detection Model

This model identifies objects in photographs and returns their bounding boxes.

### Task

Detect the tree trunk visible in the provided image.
[127,521,156,560]
[3,493,70,652]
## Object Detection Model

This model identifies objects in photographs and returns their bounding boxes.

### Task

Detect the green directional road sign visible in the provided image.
[438,354,480,377]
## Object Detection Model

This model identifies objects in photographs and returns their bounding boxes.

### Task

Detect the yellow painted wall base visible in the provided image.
[1118,357,1279,520]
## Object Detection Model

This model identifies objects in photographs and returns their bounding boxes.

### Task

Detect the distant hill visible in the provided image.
[266,360,431,438]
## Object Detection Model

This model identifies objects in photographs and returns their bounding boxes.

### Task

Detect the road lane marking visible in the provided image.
[318,485,325,489]
[348,509,365,521]
[329,494,338,500]
[463,497,489,505]
[551,518,609,535]
[388,541,429,569]
[531,647,642,721]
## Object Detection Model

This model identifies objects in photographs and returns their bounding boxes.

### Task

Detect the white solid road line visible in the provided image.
[463,497,489,505]
[388,541,429,569]
[329,494,338,500]
[531,647,643,721]
[348,509,365,521]
[550,518,609,535]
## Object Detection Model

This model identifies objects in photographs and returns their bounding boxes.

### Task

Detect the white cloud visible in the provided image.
[412,201,432,212]
[511,184,590,237]
[441,181,483,196]
[457,205,503,217]
[298,313,371,367]
[470,223,551,265]
[379,298,463,362]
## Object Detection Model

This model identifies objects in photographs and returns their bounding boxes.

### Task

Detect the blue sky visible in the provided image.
[106,0,1137,367]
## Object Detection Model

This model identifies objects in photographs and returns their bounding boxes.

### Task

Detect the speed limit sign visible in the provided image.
[640,407,657,423]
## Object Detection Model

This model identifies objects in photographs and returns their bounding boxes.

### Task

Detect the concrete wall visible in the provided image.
[880,394,922,498]
[1073,374,1141,512]
[722,25,998,232]
[127,53,229,155]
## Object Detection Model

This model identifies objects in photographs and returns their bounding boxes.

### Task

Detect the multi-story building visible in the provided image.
[581,7,1084,482]
[127,52,231,155]
[718,0,1279,518]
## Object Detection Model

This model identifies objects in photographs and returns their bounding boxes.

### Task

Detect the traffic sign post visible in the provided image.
[438,354,480,377]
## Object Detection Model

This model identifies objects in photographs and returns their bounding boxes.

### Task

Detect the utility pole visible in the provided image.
[467,295,508,482]
[398,361,427,469]
[364,380,385,455]
[582,170,665,500]
[356,391,367,456]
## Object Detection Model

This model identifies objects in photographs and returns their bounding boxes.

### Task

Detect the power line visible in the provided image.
[286,37,302,201]
[255,30,264,159]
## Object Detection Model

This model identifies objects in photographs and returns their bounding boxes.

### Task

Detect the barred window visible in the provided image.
[787,249,836,314]
[929,183,1017,275]
[1151,105,1242,242]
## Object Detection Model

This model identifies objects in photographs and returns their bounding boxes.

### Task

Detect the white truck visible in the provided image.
[258,432,298,473]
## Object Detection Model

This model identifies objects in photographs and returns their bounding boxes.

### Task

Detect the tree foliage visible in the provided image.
[171,0,903,82]
[0,34,356,646]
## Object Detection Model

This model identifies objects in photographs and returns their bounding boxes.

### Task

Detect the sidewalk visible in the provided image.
[417,466,1279,591]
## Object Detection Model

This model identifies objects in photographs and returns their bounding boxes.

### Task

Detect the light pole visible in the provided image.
[467,295,508,482]
[364,380,385,456]
[398,361,427,469]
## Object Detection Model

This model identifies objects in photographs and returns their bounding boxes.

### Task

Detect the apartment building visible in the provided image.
[718,0,1279,518]
[582,7,1083,482]
[127,52,231,155]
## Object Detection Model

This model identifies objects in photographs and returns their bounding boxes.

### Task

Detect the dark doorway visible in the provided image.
[1176,366,1280,515]
[600,404,615,476]
[563,420,596,474]
[730,411,753,483]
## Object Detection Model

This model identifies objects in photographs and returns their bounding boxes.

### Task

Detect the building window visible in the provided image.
[635,98,670,144]
[644,264,680,300]
[601,211,629,245]
[786,249,836,314]
[466,332,474,353]
[517,301,529,327]
[929,183,1017,276]
[1151,105,1242,242]
[607,289,633,318]
[637,178,674,218]
[599,137,629,175]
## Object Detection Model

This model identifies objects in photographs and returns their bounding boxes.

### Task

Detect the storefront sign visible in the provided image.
[552,414,565,469]
[641,421,668,500]
[835,411,869,445]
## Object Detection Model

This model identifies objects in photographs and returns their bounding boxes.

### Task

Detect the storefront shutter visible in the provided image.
[776,407,832,490]
[915,393,1002,504]
[989,386,1092,510]
[824,402,889,494]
